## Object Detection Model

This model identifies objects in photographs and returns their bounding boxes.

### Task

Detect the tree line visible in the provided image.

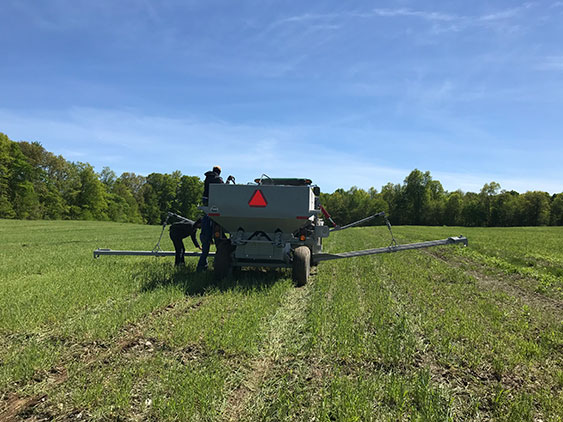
[0,133,201,224]
[321,171,563,227]
[2,132,562,226]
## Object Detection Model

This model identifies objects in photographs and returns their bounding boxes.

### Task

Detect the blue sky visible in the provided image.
[1,0,562,193]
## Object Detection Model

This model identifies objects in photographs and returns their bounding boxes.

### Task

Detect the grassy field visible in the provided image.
[0,220,561,421]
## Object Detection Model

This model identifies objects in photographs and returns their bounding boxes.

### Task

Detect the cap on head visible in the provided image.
[213,166,221,174]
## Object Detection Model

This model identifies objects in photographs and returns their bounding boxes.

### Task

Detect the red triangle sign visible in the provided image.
[249,189,267,207]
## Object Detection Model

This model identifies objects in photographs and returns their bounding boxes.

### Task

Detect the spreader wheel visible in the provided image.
[292,246,311,287]
[214,240,234,280]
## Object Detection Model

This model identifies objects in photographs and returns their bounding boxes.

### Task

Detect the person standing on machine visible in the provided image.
[198,166,235,272]
[201,166,224,206]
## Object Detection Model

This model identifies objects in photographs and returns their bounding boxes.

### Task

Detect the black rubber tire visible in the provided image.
[214,240,233,280]
[292,246,310,287]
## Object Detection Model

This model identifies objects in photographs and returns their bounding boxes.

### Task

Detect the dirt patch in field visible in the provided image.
[0,368,66,422]
[0,394,48,422]
[118,336,164,354]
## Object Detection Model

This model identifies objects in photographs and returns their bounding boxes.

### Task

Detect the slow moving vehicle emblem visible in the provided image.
[248,189,267,207]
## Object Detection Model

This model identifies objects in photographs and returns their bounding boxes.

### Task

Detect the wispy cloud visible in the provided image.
[371,8,456,22]
[273,3,534,35]
[1,106,561,193]
[0,107,408,191]
[273,13,339,25]
[478,3,533,21]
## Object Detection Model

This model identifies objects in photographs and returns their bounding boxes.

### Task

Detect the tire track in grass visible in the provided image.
[0,261,214,394]
[27,276,291,421]
[222,282,312,422]
[386,251,494,409]
[427,249,563,314]
[0,261,195,394]
[251,259,383,419]
[247,253,453,421]
[0,295,207,421]
[424,248,563,418]
[374,252,489,419]
[381,249,563,420]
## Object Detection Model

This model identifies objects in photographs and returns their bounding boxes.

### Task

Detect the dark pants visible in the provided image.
[171,236,186,266]
[169,221,198,266]
[197,215,213,271]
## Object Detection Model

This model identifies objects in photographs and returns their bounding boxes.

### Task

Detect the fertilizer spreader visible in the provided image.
[94,177,467,285]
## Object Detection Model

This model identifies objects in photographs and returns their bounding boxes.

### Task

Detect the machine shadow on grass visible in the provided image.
[135,260,288,296]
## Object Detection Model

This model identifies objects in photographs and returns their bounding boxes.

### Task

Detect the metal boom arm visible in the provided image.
[94,249,215,258]
[313,236,468,262]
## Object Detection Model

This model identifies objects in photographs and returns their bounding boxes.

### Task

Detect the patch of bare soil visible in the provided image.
[0,394,48,422]
[0,368,66,422]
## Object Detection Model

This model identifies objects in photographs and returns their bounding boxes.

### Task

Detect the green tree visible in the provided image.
[12,180,41,219]
[381,182,406,224]
[0,133,16,217]
[319,187,389,226]
[520,191,550,226]
[118,172,145,199]
[4,139,561,229]
[107,180,143,223]
[118,172,146,220]
[403,169,432,225]
[461,192,487,227]
[100,167,117,189]
[320,189,348,225]
[140,183,161,224]
[424,180,445,225]
[145,172,180,223]
[550,193,563,225]
[346,187,370,223]
[480,182,501,225]
[18,140,69,219]
[490,190,519,226]
[444,191,463,226]
[54,160,81,219]
[0,134,40,219]
[76,163,108,220]
[175,175,203,220]
[368,187,389,223]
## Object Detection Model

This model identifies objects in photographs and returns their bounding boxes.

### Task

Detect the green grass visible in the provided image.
[0,220,561,421]
[395,226,563,298]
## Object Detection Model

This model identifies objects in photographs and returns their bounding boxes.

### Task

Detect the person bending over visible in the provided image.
[169,218,202,266]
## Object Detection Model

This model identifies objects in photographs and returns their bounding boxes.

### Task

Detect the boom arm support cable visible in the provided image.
[152,212,194,253]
